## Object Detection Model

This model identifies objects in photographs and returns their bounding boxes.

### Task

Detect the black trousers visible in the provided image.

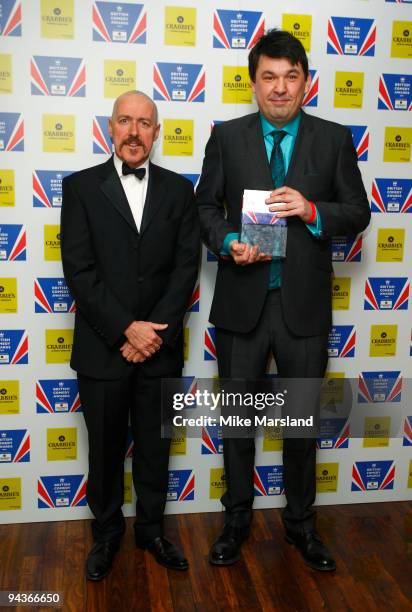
[215,290,329,533]
[78,368,179,544]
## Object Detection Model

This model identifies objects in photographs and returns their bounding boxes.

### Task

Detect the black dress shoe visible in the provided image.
[136,536,188,571]
[209,525,250,566]
[85,540,120,581]
[285,530,336,571]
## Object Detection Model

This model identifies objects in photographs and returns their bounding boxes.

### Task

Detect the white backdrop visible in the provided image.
[0,0,411,523]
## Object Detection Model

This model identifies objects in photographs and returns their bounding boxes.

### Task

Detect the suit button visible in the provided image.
[137,277,144,283]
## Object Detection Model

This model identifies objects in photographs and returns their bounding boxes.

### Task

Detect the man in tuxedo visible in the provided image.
[61,91,199,580]
[196,30,370,571]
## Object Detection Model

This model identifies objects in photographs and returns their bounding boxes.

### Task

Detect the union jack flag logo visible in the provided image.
[0,1,21,37]
[204,327,217,361]
[187,284,200,312]
[303,69,319,107]
[93,116,112,154]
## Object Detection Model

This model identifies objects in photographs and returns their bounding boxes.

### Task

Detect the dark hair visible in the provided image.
[248,29,309,81]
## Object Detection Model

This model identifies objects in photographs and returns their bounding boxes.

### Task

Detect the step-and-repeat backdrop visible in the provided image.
[0,0,411,523]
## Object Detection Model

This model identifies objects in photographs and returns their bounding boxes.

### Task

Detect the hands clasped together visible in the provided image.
[120,320,168,363]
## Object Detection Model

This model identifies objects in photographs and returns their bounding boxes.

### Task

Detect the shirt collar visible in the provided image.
[260,110,301,139]
[113,153,150,179]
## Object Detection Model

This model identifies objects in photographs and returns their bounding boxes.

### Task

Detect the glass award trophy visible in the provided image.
[240,189,287,258]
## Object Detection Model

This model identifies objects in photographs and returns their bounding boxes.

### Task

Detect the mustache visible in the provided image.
[121,137,146,148]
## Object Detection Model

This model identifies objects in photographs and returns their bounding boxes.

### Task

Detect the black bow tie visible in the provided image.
[122,163,146,180]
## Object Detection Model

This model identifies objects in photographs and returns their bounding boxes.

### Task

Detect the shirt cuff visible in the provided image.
[220,232,240,256]
[305,205,322,238]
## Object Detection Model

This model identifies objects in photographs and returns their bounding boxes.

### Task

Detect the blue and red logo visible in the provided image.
[327,17,376,56]
[35,278,75,314]
[201,425,223,454]
[206,249,218,262]
[213,10,264,49]
[0,330,28,365]
[167,469,194,501]
[378,74,412,111]
[352,461,395,491]
[93,2,146,43]
[154,63,205,102]
[0,112,24,151]
[0,429,30,462]
[181,174,200,189]
[93,116,112,154]
[0,1,21,37]
[0,225,26,261]
[204,327,217,361]
[33,170,72,208]
[403,416,412,446]
[187,284,199,312]
[36,379,81,414]
[358,371,402,403]
[346,125,369,161]
[331,235,362,262]
[31,56,86,97]
[38,475,87,508]
[303,69,319,107]
[254,466,284,496]
[364,278,409,310]
[328,326,356,358]
[317,419,349,449]
[371,178,412,214]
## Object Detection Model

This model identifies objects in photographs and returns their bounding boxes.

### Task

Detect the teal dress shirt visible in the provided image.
[221,111,322,288]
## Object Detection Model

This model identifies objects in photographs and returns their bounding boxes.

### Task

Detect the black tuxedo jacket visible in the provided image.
[196,111,370,336]
[61,157,199,380]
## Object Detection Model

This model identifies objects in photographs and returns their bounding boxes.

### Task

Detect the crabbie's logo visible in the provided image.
[213,10,264,49]
[282,14,312,51]
[334,72,364,108]
[209,467,226,498]
[41,0,74,39]
[0,380,19,414]
[222,66,252,104]
[331,277,351,310]
[391,20,412,58]
[93,2,146,44]
[162,120,193,156]
[0,478,21,510]
[46,427,77,461]
[316,463,339,493]
[164,6,196,46]
[376,229,405,262]
[383,128,412,163]
[0,277,17,313]
[45,329,73,364]
[42,114,75,153]
[103,60,136,98]
[0,54,12,93]
[44,225,61,261]
[0,170,15,207]
[369,325,398,357]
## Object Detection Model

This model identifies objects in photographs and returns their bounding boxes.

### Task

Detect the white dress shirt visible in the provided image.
[113,153,149,232]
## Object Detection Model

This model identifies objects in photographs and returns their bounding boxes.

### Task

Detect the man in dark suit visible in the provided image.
[196,30,370,571]
[61,91,199,580]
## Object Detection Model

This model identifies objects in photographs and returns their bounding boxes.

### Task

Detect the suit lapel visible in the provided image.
[285,110,315,183]
[244,113,273,189]
[100,157,138,233]
[140,162,167,235]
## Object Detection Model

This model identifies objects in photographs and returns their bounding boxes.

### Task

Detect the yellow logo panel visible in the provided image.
[334,72,364,109]
[369,325,397,357]
[282,14,312,51]
[0,278,17,313]
[321,372,345,406]
[332,277,351,310]
[47,427,77,461]
[163,119,193,156]
[104,60,136,98]
[43,114,75,153]
[363,417,391,448]
[222,67,252,104]
[0,170,15,207]
[124,472,132,504]
[170,426,187,455]
[41,0,74,39]
[0,54,12,93]
[391,21,412,58]
[164,6,196,46]
[210,467,226,499]
[44,225,61,261]
[0,380,20,414]
[316,463,339,493]
[383,127,412,163]
[45,329,73,364]
[262,425,283,452]
[376,228,404,262]
[0,478,21,510]
[408,460,412,489]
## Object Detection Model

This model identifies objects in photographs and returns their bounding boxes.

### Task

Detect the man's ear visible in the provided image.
[304,73,312,95]
[154,123,161,141]
[108,118,113,138]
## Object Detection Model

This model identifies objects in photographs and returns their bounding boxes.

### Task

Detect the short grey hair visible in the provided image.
[111,90,159,124]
